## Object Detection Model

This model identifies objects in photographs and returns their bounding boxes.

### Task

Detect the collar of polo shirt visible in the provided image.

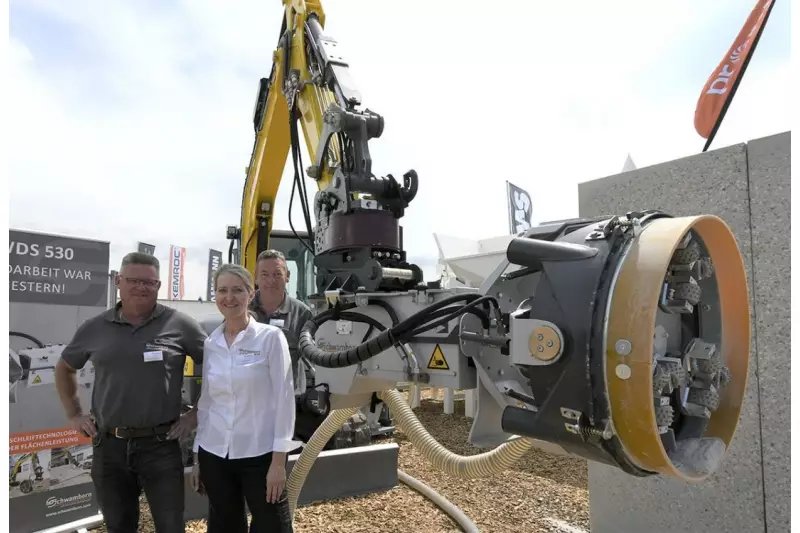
[104,301,166,325]
[250,289,291,317]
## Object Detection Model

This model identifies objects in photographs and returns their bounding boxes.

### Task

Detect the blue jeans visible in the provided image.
[91,433,185,533]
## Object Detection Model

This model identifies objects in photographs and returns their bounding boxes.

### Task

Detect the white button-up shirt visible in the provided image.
[193,318,302,459]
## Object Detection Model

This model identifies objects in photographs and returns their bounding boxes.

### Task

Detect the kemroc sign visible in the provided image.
[169,245,185,300]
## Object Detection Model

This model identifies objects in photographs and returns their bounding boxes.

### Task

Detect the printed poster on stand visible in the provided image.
[9,228,110,532]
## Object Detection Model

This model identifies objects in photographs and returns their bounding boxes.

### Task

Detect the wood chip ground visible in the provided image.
[90,390,590,532]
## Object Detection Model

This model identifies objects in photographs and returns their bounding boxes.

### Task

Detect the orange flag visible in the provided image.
[694,0,777,149]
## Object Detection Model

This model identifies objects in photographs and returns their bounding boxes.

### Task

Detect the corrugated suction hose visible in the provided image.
[287,389,535,521]
[287,406,362,515]
[379,389,535,477]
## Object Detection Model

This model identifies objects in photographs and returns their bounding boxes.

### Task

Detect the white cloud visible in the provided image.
[8,0,791,300]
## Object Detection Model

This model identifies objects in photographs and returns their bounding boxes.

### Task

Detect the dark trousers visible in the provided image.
[90,433,184,533]
[198,446,293,533]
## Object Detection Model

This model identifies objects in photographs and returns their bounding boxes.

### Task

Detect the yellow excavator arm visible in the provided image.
[235,0,326,274]
[230,0,421,295]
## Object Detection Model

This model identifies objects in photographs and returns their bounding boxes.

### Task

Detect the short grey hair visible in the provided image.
[213,263,255,293]
[121,252,160,273]
[257,249,286,263]
[256,249,289,276]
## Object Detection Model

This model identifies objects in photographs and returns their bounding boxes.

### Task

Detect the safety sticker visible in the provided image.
[28,370,54,387]
[184,359,194,376]
[426,344,450,370]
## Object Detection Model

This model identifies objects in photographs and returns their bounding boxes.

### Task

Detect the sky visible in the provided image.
[7,0,793,300]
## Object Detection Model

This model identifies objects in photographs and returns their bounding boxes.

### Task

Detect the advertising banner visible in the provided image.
[694,0,776,151]
[9,229,110,307]
[169,245,186,301]
[206,249,222,302]
[9,228,109,532]
[506,181,533,234]
[137,242,156,255]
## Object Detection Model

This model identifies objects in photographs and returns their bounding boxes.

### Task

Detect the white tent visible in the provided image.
[432,233,516,288]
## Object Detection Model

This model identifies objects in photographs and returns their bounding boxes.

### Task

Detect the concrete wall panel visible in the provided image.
[746,131,792,533]
[576,135,783,532]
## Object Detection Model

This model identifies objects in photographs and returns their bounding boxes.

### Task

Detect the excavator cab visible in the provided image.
[265,229,316,304]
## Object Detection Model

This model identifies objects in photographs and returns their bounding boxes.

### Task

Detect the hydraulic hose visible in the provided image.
[398,469,480,533]
[380,389,535,478]
[299,315,396,368]
[286,406,362,515]
[9,331,45,349]
[298,294,497,369]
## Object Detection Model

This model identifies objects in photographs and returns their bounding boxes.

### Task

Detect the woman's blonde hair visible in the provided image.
[213,263,255,294]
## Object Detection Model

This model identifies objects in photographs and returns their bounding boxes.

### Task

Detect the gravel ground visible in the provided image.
[91,390,590,532]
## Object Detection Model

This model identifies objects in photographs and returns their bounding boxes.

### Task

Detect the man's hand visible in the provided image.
[167,410,197,440]
[70,414,97,437]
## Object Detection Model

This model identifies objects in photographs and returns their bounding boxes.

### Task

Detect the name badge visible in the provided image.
[269,318,285,327]
[235,348,262,366]
[143,350,163,362]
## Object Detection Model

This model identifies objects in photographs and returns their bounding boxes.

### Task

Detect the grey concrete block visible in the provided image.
[579,141,766,533]
[747,131,792,533]
[579,142,751,228]
[183,443,400,522]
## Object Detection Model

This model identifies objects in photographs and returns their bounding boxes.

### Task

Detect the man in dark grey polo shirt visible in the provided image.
[249,249,313,386]
[251,249,374,451]
[54,252,206,533]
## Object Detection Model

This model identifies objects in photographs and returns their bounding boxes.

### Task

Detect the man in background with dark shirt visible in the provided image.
[249,249,313,387]
[55,252,206,533]
[249,249,374,450]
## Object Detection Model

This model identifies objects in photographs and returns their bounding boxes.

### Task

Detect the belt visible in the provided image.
[106,423,174,439]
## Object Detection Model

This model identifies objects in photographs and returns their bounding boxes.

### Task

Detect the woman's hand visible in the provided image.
[191,463,203,494]
[266,462,286,503]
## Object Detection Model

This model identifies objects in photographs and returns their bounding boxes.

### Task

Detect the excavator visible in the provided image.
[224,0,752,519]
[9,452,45,494]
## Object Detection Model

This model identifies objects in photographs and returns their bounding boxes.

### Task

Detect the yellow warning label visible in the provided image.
[184,359,195,376]
[31,375,42,385]
[426,344,450,370]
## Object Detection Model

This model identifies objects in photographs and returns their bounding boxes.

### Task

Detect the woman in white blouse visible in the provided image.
[190,263,300,533]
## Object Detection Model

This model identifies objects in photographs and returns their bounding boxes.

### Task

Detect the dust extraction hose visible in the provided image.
[286,406,362,515]
[287,390,535,518]
[380,389,535,477]
[285,406,482,532]
[398,469,481,533]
